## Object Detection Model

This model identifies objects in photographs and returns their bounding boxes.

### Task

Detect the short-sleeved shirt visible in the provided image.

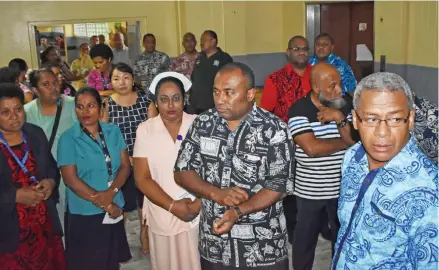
[133,112,197,235]
[309,53,357,95]
[24,95,77,159]
[333,137,438,270]
[107,92,153,156]
[71,55,95,90]
[169,51,199,79]
[133,50,171,91]
[189,48,233,111]
[260,63,312,123]
[174,106,295,268]
[87,69,112,91]
[288,94,352,200]
[57,121,126,215]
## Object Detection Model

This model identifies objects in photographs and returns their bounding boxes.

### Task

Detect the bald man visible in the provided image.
[287,63,357,270]
[112,32,131,66]
[169,32,199,79]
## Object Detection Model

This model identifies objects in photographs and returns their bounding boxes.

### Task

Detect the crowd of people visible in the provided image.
[0,28,437,270]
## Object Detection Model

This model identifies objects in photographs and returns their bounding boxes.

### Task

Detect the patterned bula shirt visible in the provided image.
[133,50,171,91]
[174,106,295,268]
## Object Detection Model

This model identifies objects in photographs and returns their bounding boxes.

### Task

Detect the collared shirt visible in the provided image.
[288,94,353,200]
[71,55,95,90]
[134,112,197,235]
[260,63,312,123]
[169,51,199,79]
[189,48,233,111]
[133,50,171,91]
[57,122,126,215]
[87,69,112,91]
[112,46,132,67]
[413,92,438,165]
[174,106,294,268]
[332,137,438,270]
[309,53,356,95]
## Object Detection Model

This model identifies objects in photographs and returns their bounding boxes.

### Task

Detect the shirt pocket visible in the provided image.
[370,201,396,222]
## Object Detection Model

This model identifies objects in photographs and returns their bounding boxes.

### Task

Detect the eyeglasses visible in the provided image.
[288,46,310,53]
[355,111,411,128]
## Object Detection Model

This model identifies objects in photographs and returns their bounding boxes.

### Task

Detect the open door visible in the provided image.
[125,20,141,66]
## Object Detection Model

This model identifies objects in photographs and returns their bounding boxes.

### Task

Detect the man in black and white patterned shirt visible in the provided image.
[134,33,171,92]
[174,62,294,270]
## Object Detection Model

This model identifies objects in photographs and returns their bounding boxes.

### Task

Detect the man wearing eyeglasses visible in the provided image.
[288,63,356,270]
[309,33,356,96]
[260,36,312,123]
[332,72,438,270]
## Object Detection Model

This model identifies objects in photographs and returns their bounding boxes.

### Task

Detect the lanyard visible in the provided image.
[100,72,109,90]
[0,132,38,184]
[80,124,112,177]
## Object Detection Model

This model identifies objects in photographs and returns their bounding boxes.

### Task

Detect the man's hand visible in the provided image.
[213,208,239,235]
[317,106,345,124]
[16,187,45,206]
[91,189,116,209]
[171,198,201,222]
[212,187,249,207]
[35,178,56,200]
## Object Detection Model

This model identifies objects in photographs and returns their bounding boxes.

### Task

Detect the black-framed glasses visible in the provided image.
[355,111,411,128]
[288,46,310,53]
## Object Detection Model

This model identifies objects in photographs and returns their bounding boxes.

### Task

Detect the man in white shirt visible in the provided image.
[112,32,131,67]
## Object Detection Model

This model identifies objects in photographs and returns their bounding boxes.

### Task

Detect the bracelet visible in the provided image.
[168,200,175,212]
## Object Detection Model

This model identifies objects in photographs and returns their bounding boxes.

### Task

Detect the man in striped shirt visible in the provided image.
[288,63,357,270]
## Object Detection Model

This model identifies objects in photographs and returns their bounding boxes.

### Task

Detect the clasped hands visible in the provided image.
[16,178,55,207]
[212,187,249,236]
[91,189,122,219]
[317,106,345,124]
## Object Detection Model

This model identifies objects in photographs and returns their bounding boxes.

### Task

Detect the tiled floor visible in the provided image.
[121,212,332,270]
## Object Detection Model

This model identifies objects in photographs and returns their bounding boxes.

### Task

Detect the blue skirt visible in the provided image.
[65,211,131,270]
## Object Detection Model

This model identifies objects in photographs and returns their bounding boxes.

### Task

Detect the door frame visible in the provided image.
[27,16,147,68]
[305,1,375,69]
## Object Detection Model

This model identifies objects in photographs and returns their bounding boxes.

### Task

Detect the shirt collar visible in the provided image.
[72,121,110,139]
[286,63,312,77]
[213,104,258,132]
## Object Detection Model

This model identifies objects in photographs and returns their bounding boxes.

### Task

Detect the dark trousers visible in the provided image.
[201,258,289,270]
[292,197,340,270]
[282,195,297,244]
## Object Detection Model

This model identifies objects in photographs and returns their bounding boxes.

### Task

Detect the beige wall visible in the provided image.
[0,1,306,68]
[0,1,436,69]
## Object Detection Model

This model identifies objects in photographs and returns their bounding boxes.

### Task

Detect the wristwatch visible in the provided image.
[233,206,244,222]
[337,118,348,128]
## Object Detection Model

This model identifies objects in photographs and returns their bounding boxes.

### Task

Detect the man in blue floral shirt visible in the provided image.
[333,72,438,270]
[309,33,356,96]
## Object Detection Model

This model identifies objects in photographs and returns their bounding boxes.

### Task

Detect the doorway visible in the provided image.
[306,1,374,81]
[28,17,146,69]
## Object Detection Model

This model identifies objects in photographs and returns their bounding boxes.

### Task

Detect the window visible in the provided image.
[73,23,110,39]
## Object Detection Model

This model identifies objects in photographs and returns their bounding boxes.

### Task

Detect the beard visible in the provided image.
[318,91,347,109]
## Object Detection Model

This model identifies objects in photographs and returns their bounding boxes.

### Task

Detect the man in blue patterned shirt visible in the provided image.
[309,33,356,96]
[333,72,438,270]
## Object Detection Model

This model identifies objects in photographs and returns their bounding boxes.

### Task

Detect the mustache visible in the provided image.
[318,92,347,109]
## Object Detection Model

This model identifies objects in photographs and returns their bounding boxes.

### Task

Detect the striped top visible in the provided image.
[288,94,352,200]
